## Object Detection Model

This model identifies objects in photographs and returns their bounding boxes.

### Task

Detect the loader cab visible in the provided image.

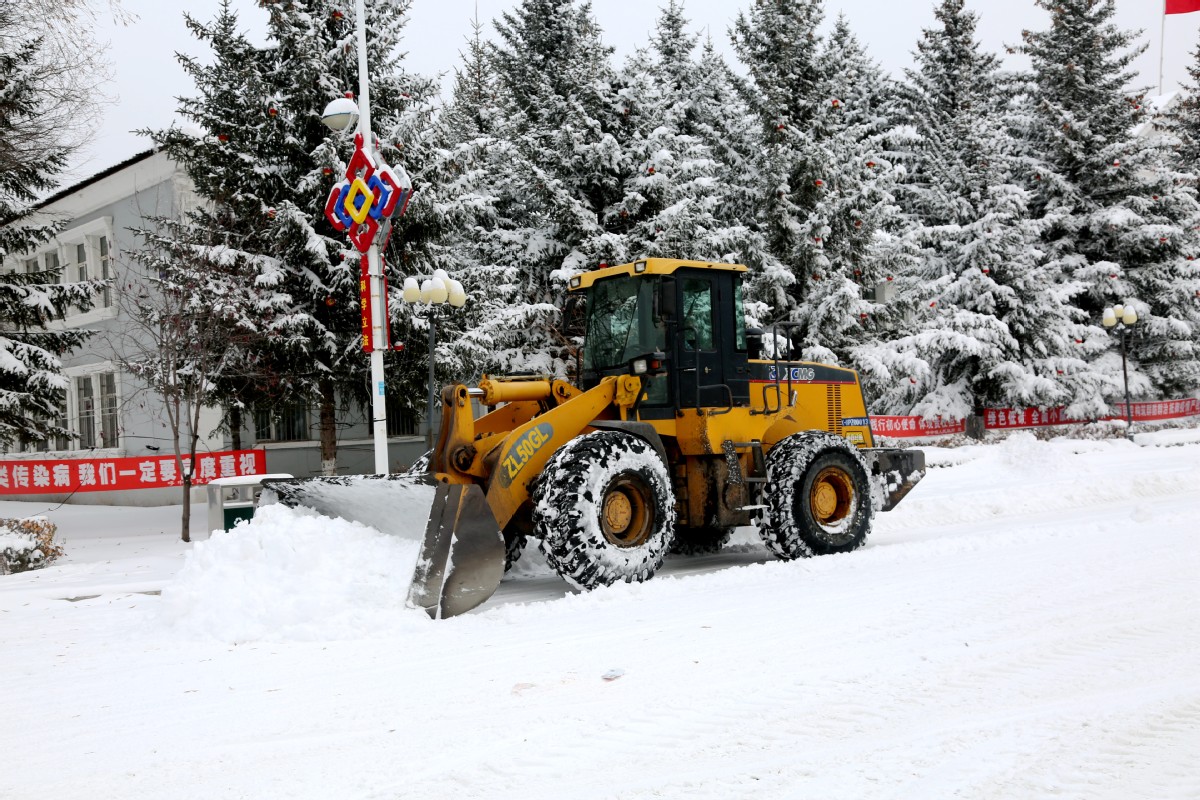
[572,259,751,416]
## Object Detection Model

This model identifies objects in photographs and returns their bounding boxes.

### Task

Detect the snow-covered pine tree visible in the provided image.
[615,0,747,262]
[426,13,556,379]
[1019,0,1200,412]
[441,0,625,377]
[1169,34,1200,168]
[732,5,904,368]
[870,0,1086,419]
[689,38,768,267]
[265,0,443,473]
[155,0,439,473]
[143,1,290,449]
[0,6,101,449]
[730,0,826,320]
[793,15,910,368]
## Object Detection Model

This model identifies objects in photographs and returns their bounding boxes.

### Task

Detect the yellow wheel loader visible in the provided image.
[261,259,925,618]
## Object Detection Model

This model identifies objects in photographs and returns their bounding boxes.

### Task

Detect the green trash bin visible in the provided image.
[205,474,293,535]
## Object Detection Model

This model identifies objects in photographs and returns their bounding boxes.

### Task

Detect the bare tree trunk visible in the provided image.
[318,376,337,476]
[181,396,202,542]
[229,402,243,451]
[168,394,190,544]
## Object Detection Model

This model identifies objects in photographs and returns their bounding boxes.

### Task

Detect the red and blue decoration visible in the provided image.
[324,133,413,253]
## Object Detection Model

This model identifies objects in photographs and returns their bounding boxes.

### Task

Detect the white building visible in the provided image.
[1,151,425,504]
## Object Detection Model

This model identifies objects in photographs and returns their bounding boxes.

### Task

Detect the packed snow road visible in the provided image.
[1,430,1198,799]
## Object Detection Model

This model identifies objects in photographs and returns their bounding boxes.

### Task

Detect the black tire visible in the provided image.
[670,526,733,556]
[532,431,676,590]
[503,530,527,572]
[759,431,873,560]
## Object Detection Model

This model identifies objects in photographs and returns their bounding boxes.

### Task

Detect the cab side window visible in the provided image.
[681,278,714,350]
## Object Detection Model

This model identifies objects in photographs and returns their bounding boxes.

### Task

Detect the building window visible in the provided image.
[99,372,119,447]
[98,235,112,307]
[386,395,418,437]
[68,371,119,451]
[46,251,59,279]
[24,257,38,274]
[76,376,96,449]
[255,403,310,442]
[75,242,88,283]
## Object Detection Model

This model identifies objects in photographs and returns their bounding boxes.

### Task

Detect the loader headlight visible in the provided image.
[569,275,582,289]
[629,351,667,376]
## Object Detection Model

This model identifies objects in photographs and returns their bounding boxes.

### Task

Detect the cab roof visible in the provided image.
[568,258,748,291]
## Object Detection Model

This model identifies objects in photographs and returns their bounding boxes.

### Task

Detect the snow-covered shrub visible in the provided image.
[0,517,64,574]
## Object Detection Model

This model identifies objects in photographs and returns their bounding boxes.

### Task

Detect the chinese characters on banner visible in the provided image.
[872,398,1200,438]
[0,449,267,495]
[869,416,967,437]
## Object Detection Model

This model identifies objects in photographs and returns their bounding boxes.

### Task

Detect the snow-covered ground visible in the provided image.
[2,430,1199,799]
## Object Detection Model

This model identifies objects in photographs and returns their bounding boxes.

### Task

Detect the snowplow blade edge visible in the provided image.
[406,482,506,619]
[258,475,505,619]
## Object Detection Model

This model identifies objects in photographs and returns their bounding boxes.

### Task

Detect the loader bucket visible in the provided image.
[259,475,506,619]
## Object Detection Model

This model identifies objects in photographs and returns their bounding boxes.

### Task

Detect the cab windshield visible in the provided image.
[582,275,664,371]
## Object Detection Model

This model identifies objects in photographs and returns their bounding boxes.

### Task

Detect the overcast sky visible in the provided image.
[75,0,1200,180]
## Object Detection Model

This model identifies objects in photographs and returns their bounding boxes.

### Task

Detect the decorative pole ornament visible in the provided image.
[323,132,413,254]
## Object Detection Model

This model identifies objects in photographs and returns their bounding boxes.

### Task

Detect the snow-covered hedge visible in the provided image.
[0,518,64,574]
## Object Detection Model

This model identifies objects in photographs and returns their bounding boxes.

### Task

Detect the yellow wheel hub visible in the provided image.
[603,492,633,534]
[599,475,654,548]
[810,467,853,525]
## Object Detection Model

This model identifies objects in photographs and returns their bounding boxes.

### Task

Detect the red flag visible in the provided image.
[1167,0,1200,13]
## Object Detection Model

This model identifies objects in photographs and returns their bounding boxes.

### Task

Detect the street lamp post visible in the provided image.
[401,270,467,450]
[1102,302,1139,440]
[319,0,394,475]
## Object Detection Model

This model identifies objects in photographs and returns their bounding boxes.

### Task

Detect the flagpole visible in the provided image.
[1161,0,1168,95]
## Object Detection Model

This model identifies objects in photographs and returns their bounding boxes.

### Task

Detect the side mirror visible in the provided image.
[746,327,764,360]
[657,277,677,321]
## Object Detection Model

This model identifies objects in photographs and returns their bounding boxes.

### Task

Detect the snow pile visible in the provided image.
[158,503,427,642]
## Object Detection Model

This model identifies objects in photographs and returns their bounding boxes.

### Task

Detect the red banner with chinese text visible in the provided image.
[0,449,267,495]
[869,416,967,438]
[871,398,1200,438]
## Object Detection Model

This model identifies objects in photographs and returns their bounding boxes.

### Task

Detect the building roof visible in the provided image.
[35,149,159,210]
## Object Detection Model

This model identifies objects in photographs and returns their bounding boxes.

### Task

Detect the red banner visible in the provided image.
[870,416,967,438]
[984,407,1083,430]
[0,449,267,495]
[360,261,374,352]
[872,398,1200,438]
[1111,398,1200,422]
[1166,0,1200,14]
